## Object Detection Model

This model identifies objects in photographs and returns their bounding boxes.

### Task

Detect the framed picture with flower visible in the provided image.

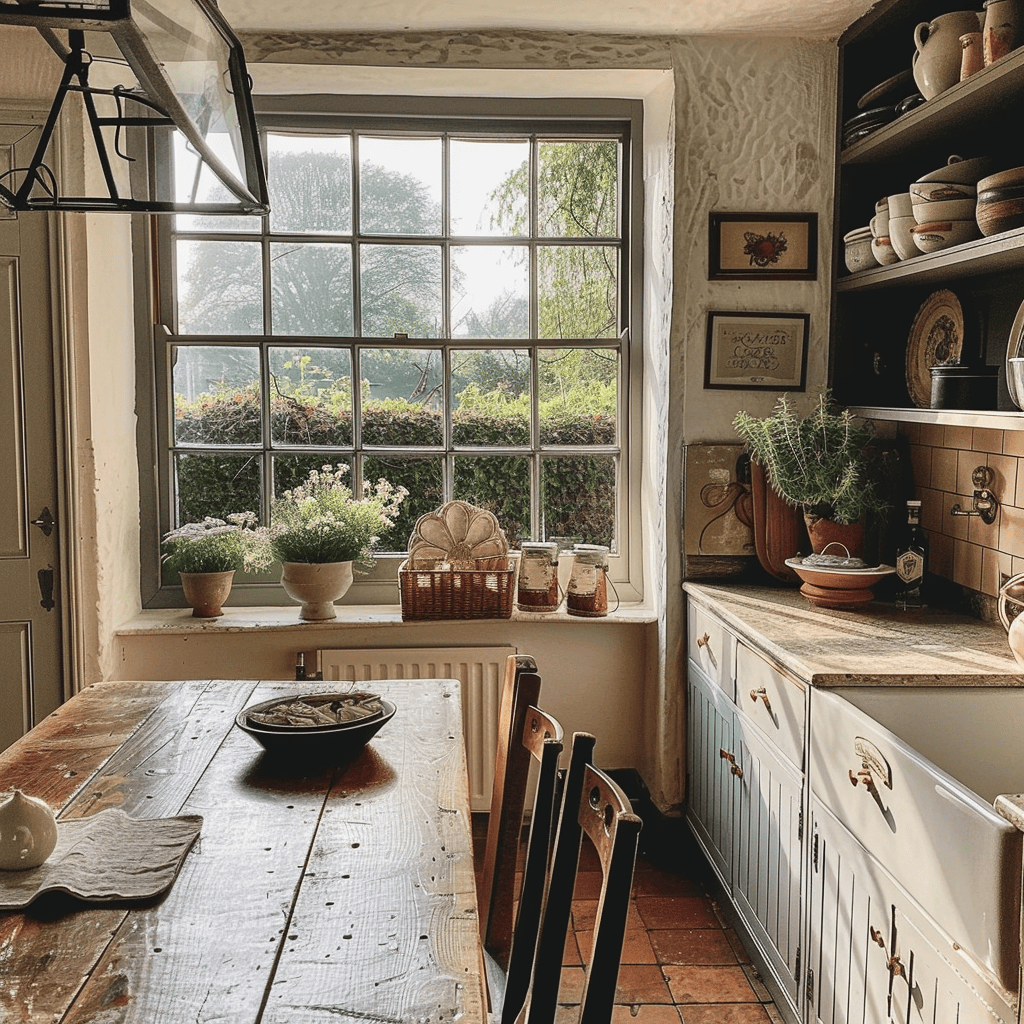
[708,212,818,281]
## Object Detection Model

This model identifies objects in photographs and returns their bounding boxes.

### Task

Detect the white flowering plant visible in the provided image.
[161,513,258,576]
[246,464,409,570]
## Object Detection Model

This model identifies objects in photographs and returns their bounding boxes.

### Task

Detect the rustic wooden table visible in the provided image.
[0,677,486,1024]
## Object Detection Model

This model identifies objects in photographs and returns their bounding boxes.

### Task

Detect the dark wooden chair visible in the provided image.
[485,703,565,1023]
[522,732,643,1024]
[479,654,542,966]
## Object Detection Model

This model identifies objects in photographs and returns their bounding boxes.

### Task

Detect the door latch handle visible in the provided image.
[30,507,55,537]
[749,686,773,713]
[37,566,55,611]
[719,748,743,778]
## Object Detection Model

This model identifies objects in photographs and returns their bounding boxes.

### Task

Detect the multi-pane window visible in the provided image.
[154,107,635,590]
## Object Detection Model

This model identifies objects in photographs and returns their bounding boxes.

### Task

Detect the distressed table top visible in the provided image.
[0,677,485,1024]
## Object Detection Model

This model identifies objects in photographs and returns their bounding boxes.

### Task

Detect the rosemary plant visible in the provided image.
[733,393,880,525]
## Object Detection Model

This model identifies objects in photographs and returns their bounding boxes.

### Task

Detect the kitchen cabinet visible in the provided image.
[683,583,1024,1024]
[832,0,1024,417]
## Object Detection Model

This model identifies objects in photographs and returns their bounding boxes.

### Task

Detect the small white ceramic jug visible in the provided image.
[0,789,58,870]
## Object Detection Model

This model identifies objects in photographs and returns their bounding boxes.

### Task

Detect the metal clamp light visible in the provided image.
[0,0,268,214]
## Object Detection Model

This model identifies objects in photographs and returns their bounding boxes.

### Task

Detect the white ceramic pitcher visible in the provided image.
[913,10,986,98]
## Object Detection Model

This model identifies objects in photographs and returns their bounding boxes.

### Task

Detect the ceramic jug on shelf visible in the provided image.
[913,10,986,98]
[982,0,1022,65]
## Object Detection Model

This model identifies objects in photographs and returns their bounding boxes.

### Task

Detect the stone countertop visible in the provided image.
[683,583,1024,687]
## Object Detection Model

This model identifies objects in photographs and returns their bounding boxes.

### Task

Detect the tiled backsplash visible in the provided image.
[890,420,1024,601]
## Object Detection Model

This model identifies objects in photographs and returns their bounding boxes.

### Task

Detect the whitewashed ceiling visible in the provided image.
[219,0,878,40]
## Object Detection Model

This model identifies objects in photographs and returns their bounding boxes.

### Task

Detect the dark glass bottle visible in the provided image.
[895,499,927,608]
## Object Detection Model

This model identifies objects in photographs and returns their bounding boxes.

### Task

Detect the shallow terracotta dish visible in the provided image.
[784,557,895,608]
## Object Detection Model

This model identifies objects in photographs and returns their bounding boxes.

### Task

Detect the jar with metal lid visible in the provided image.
[566,544,610,617]
[517,542,561,611]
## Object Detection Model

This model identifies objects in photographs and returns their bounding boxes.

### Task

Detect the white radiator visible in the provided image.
[317,646,515,812]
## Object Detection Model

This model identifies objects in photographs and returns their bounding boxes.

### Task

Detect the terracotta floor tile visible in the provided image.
[611,1005,685,1023]
[663,965,761,1004]
[576,927,658,965]
[558,966,586,1004]
[563,929,582,966]
[650,928,740,966]
[676,1004,773,1024]
[633,862,705,897]
[636,896,718,930]
[573,898,645,932]
[613,964,674,1004]
[571,870,605,900]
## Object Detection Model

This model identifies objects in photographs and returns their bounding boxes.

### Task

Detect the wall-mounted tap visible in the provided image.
[950,466,999,525]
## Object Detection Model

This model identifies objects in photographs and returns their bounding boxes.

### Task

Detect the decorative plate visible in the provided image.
[407,500,508,569]
[856,68,914,110]
[1006,297,1024,409]
[905,289,964,408]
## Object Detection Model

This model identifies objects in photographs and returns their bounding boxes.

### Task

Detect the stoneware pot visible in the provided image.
[280,560,354,620]
[913,10,986,99]
[803,514,865,560]
[179,569,235,618]
[983,0,1022,65]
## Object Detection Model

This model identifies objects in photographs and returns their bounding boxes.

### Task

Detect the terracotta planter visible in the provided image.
[803,515,865,560]
[280,561,354,620]
[180,570,235,618]
[749,461,806,583]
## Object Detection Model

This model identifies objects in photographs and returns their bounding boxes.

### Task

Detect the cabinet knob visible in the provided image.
[696,632,710,649]
[718,748,743,778]
[749,686,772,713]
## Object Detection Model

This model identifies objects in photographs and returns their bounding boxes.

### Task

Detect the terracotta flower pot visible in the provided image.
[180,570,235,618]
[803,514,865,560]
[280,561,354,620]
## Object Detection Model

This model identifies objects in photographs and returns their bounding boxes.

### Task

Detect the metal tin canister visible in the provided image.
[517,542,560,611]
[566,544,609,617]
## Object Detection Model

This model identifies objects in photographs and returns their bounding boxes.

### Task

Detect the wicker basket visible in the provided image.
[399,500,516,620]
[398,558,518,620]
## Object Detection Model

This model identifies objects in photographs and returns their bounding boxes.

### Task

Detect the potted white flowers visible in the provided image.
[247,465,408,620]
[161,514,256,617]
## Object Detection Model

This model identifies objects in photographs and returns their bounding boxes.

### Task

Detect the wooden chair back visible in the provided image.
[524,732,642,1024]
[479,653,541,964]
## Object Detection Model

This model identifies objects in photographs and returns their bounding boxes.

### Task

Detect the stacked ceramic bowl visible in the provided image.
[843,225,876,272]
[976,166,1024,237]
[886,191,917,261]
[909,179,980,252]
[868,196,899,266]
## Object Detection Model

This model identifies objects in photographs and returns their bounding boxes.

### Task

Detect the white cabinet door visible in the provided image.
[733,709,803,1014]
[686,662,738,888]
[808,797,1016,1024]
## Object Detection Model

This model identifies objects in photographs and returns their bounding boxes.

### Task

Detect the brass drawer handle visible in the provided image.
[719,748,743,778]
[696,632,710,649]
[749,686,772,713]
[849,767,877,794]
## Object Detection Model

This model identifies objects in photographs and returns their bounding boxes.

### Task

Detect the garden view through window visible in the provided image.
[162,113,631,578]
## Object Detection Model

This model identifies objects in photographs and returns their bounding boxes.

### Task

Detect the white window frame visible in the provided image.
[136,95,644,607]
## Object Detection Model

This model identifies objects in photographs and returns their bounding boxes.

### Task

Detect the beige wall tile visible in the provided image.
[983,452,1018,502]
[931,446,958,493]
[897,421,921,445]
[919,422,944,447]
[973,427,1004,454]
[1000,502,1024,559]
[983,545,1014,598]
[1015,459,1024,508]
[968,512,1000,546]
[953,539,983,592]
[944,425,974,451]
[908,444,932,492]
[946,490,969,539]
[1005,433,1024,458]
[919,486,943,534]
[930,531,954,578]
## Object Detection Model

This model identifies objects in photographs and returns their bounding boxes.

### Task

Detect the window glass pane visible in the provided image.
[175,452,261,528]
[361,348,443,447]
[360,244,442,337]
[173,345,261,445]
[362,455,443,551]
[451,348,530,446]
[451,245,529,338]
[538,348,618,446]
[538,246,617,339]
[538,140,619,238]
[450,139,529,236]
[268,133,352,234]
[176,239,263,334]
[270,242,354,336]
[453,455,530,549]
[273,455,352,502]
[541,455,616,549]
[269,347,353,446]
[358,136,441,235]
[172,131,260,233]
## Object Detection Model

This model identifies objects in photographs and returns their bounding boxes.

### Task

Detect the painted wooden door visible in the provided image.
[0,121,64,751]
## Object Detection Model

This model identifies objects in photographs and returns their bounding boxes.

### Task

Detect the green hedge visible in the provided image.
[173,388,615,548]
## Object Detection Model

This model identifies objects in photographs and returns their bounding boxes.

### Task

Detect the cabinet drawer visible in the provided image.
[687,601,735,698]
[809,688,1022,991]
[735,643,805,769]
